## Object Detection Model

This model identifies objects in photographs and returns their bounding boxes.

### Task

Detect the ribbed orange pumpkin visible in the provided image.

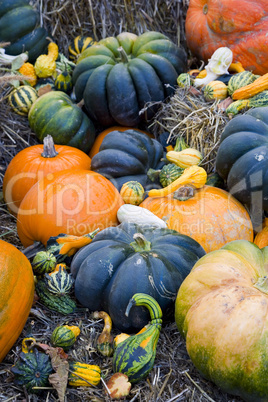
[185,0,268,75]
[140,185,253,253]
[17,169,124,247]
[0,240,34,362]
[3,136,91,215]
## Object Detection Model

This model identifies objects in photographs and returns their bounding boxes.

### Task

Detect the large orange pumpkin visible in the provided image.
[185,0,268,75]
[89,126,153,158]
[0,239,34,362]
[140,185,253,253]
[17,169,124,247]
[3,136,91,215]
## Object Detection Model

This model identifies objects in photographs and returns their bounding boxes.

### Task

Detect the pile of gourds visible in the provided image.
[1,0,268,400]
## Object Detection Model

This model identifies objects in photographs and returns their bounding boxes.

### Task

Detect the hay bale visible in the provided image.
[148,87,230,173]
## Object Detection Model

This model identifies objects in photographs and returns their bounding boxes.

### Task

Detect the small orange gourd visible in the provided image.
[254,218,268,249]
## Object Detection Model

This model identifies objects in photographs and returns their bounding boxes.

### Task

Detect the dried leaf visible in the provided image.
[106,373,131,400]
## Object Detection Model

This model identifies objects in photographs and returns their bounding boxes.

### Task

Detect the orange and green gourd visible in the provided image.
[112,293,162,383]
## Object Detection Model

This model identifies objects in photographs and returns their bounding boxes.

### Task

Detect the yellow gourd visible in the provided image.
[68,361,101,387]
[148,165,207,197]
[232,72,268,100]
[166,148,202,168]
[34,42,59,78]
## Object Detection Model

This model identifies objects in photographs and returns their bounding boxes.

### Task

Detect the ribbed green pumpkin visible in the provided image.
[51,325,80,350]
[0,0,49,63]
[70,222,205,332]
[159,163,184,187]
[45,265,74,295]
[35,279,77,315]
[54,70,73,94]
[90,129,164,191]
[112,293,162,383]
[72,31,187,126]
[28,91,96,153]
[11,349,53,393]
[227,71,257,97]
[8,85,38,116]
[216,106,268,215]
[32,251,57,276]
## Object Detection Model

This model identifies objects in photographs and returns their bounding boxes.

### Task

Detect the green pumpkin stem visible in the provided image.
[117,46,129,63]
[147,168,161,182]
[41,135,59,158]
[130,233,151,253]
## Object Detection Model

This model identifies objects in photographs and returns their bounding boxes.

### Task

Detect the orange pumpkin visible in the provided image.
[0,239,34,362]
[3,135,91,215]
[89,126,153,158]
[17,169,124,247]
[185,0,268,75]
[254,217,268,249]
[140,185,253,253]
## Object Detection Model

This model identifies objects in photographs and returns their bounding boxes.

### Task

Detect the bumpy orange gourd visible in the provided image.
[17,169,124,247]
[140,185,253,253]
[185,0,268,75]
[0,240,35,362]
[3,136,91,215]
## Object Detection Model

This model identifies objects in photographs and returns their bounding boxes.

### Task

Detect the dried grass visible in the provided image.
[0,1,242,401]
[148,88,230,174]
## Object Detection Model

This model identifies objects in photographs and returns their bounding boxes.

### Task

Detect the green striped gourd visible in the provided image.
[68,361,101,386]
[54,70,73,94]
[112,293,162,383]
[44,265,74,295]
[32,251,57,276]
[68,35,97,62]
[159,163,184,187]
[177,73,192,88]
[8,85,38,115]
[227,71,257,97]
[51,324,80,350]
[11,349,53,393]
[119,181,145,205]
[248,90,268,108]
[226,91,268,116]
[203,80,228,101]
[35,279,77,314]
[226,99,250,116]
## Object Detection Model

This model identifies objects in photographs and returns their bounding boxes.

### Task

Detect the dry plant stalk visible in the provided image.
[149,87,230,173]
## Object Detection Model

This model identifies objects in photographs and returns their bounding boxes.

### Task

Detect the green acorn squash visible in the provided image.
[72,31,187,126]
[11,349,53,393]
[70,222,205,332]
[216,106,268,221]
[90,129,164,191]
[28,91,96,153]
[0,0,49,63]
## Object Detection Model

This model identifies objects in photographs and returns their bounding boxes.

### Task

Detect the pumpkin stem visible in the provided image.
[41,135,59,158]
[130,233,151,252]
[147,168,161,182]
[118,46,129,63]
[254,276,268,294]
[173,185,195,201]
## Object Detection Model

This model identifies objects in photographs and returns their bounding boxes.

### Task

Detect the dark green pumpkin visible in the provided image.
[90,129,164,191]
[11,349,53,393]
[70,222,205,332]
[72,31,187,126]
[216,107,268,219]
[28,91,95,153]
[113,293,162,383]
[0,0,49,63]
